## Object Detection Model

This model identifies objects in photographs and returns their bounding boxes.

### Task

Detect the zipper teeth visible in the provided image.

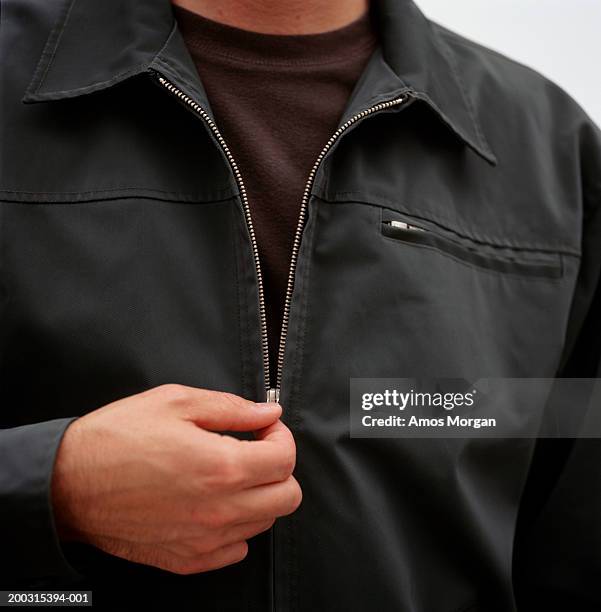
[275,95,408,390]
[156,75,271,394]
[156,72,408,398]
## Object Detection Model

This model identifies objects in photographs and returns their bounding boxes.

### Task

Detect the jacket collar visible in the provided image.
[23,0,496,164]
[374,0,496,164]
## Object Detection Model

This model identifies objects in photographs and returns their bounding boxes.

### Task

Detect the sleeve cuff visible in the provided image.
[0,417,83,584]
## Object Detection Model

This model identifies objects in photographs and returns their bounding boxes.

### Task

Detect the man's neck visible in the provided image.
[171,0,369,35]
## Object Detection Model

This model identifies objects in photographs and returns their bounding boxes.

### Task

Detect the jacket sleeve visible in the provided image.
[513,118,601,610]
[0,418,82,585]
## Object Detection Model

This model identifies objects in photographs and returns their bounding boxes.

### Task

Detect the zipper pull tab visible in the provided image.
[267,388,280,403]
[389,220,426,232]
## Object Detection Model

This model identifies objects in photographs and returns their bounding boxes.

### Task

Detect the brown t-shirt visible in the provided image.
[174,7,376,374]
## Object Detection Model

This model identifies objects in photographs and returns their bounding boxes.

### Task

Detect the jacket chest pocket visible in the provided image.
[381,211,563,280]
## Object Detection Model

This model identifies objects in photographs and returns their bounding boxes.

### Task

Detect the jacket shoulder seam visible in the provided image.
[434,23,557,88]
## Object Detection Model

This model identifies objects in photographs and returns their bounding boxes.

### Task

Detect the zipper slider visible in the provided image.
[267,388,280,403]
[388,220,426,232]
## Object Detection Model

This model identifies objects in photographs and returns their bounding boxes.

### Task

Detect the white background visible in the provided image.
[416,0,601,125]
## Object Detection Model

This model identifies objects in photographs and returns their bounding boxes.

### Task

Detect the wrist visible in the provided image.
[51,420,85,542]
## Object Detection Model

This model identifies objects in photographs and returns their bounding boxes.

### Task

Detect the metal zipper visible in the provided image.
[155,74,272,398]
[155,72,408,402]
[275,95,409,396]
[385,220,426,232]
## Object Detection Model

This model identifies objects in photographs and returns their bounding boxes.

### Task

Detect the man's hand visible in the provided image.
[51,385,301,575]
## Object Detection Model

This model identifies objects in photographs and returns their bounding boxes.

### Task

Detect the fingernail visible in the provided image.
[256,402,281,411]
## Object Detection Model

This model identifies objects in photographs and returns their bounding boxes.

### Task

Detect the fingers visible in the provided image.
[178,519,275,557]
[101,535,250,576]
[150,384,298,497]
[174,541,249,574]
[225,476,303,523]
[215,519,275,547]
[160,541,250,575]
[254,418,296,444]
[83,385,300,578]
[230,420,297,488]
[151,384,282,432]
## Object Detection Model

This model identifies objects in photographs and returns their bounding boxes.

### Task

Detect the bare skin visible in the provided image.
[52,385,301,575]
[171,0,369,35]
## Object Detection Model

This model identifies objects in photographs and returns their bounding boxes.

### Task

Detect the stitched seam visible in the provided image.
[408,90,494,164]
[27,10,176,100]
[316,193,581,256]
[237,205,254,401]
[287,210,316,612]
[231,204,247,401]
[0,197,235,207]
[381,212,574,257]
[432,24,494,160]
[445,29,564,88]
[29,0,77,94]
[0,191,237,206]
[26,64,149,100]
[240,231,253,401]
[155,18,178,58]
[381,208,565,263]
[319,191,470,231]
[0,186,233,196]
[381,234,563,282]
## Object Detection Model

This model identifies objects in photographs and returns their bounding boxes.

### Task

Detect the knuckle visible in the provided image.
[279,447,297,479]
[219,392,252,411]
[215,447,245,490]
[255,519,275,535]
[265,444,296,483]
[199,504,233,529]
[287,479,303,512]
[199,509,223,529]
[196,443,244,493]
[155,383,194,407]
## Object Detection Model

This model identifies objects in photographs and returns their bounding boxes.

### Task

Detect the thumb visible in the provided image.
[179,389,282,432]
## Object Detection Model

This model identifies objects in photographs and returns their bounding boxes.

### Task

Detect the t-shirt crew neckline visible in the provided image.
[172,6,377,66]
